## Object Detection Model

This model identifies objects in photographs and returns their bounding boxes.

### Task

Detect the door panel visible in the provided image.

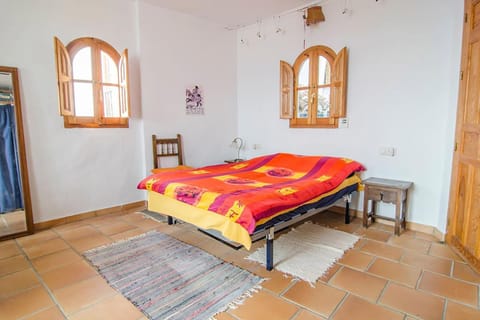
[447,0,480,272]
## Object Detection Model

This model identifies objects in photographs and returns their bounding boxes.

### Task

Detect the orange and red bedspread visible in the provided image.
[137,153,364,235]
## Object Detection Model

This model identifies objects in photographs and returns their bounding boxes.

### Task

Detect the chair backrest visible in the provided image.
[152,134,185,169]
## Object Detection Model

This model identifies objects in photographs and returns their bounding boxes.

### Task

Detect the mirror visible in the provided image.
[0,66,33,240]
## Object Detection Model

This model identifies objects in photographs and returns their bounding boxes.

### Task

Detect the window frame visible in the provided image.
[280,45,348,128]
[54,36,130,128]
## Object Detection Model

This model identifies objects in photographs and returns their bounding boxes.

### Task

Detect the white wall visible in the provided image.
[1,0,146,223]
[237,0,463,231]
[138,2,238,169]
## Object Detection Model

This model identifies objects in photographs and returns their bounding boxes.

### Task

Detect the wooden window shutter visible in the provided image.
[118,49,130,118]
[280,60,294,119]
[330,47,348,118]
[54,37,74,116]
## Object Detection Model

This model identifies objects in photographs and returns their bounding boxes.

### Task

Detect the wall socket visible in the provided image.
[338,117,349,128]
[253,144,261,150]
[379,146,396,157]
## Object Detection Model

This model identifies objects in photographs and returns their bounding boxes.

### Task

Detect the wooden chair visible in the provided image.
[151,134,193,173]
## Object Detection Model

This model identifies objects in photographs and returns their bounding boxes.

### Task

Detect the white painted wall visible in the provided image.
[137,2,238,169]
[1,0,146,223]
[1,0,463,234]
[236,0,463,231]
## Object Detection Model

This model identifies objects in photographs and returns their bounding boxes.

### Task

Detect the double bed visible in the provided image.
[138,153,364,270]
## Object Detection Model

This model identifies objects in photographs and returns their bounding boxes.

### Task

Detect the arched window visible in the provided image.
[280,45,348,128]
[54,37,130,128]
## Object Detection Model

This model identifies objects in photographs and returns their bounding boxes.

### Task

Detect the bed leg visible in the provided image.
[266,227,274,271]
[167,216,174,225]
[344,194,352,224]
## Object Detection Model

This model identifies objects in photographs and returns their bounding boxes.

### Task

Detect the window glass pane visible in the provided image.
[297,89,309,118]
[103,85,120,117]
[101,51,118,84]
[317,87,330,118]
[72,47,92,81]
[318,56,331,85]
[73,82,94,116]
[298,59,309,87]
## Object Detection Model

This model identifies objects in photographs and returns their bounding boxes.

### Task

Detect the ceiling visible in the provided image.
[142,0,318,29]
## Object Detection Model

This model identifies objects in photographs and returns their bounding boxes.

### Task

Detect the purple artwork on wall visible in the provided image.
[186,85,204,115]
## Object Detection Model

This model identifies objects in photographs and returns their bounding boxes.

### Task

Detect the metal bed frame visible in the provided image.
[167,185,357,271]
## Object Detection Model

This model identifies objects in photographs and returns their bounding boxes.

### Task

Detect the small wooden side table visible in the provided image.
[363,177,413,236]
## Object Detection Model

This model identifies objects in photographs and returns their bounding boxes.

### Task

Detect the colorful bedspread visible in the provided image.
[138,153,364,235]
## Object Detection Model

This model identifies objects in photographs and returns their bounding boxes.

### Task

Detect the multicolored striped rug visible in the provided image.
[84,231,262,320]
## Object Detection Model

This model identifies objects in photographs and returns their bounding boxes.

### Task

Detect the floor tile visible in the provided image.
[338,250,374,271]
[250,267,294,294]
[23,306,65,320]
[388,236,431,254]
[380,282,445,320]
[53,275,117,315]
[358,228,392,242]
[329,267,387,302]
[360,240,403,261]
[53,220,87,232]
[213,312,238,320]
[41,260,97,291]
[367,258,421,287]
[96,221,136,236]
[109,227,147,241]
[0,286,54,320]
[22,238,69,259]
[0,268,40,299]
[419,271,478,306]
[400,251,452,276]
[283,280,346,317]
[16,229,59,248]
[318,263,342,283]
[0,241,21,259]
[58,225,102,242]
[69,234,112,252]
[230,290,298,320]
[69,294,144,320]
[294,309,326,320]
[429,243,464,261]
[452,261,480,283]
[0,254,30,277]
[1,211,480,320]
[31,248,82,274]
[415,232,439,242]
[333,294,403,320]
[445,300,480,320]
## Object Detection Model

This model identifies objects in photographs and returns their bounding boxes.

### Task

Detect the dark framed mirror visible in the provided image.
[0,66,33,240]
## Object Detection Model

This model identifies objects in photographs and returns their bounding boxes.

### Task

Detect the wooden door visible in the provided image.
[447,0,480,272]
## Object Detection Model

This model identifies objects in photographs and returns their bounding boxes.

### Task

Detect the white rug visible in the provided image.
[247,222,359,283]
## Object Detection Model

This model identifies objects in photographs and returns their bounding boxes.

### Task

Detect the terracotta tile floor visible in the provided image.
[1,210,480,320]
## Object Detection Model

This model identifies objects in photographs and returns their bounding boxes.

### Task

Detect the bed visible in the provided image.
[137,153,364,270]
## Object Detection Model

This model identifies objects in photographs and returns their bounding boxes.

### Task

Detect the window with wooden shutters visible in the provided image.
[280,45,348,128]
[54,37,131,128]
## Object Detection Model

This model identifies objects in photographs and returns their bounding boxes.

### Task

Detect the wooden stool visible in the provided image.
[363,177,413,236]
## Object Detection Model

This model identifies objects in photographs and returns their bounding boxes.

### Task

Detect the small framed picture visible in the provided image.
[186,85,204,115]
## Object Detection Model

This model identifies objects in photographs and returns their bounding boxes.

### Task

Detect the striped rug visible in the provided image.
[84,231,262,320]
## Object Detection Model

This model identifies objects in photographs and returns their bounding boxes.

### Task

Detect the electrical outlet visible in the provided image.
[253,144,261,150]
[338,117,349,128]
[379,147,396,157]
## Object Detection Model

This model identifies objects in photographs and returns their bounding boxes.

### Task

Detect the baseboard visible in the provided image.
[34,200,146,231]
[329,205,445,241]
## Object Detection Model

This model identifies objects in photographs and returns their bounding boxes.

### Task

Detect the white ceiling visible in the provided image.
[142,0,318,28]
